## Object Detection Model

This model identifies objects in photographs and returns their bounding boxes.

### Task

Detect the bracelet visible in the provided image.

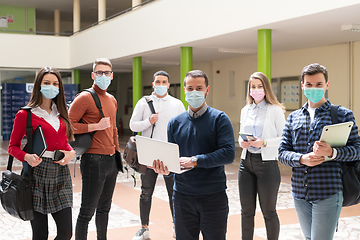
[263,140,267,147]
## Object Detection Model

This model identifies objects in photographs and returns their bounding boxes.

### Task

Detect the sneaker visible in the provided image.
[172,227,176,239]
[132,227,149,240]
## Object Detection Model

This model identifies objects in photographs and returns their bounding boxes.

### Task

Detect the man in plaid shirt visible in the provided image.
[278,63,360,240]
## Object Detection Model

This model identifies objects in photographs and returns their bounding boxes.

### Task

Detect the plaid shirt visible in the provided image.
[278,100,360,201]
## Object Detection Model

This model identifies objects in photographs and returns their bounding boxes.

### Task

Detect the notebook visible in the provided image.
[31,125,47,157]
[135,135,192,174]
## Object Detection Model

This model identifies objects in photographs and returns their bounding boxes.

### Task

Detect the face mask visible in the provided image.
[154,85,168,96]
[304,87,325,103]
[250,89,265,101]
[185,90,205,108]
[40,85,59,99]
[96,75,111,90]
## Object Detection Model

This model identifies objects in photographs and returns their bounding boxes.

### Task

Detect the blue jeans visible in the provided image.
[238,152,280,240]
[293,191,343,240]
[173,190,229,240]
[75,153,118,240]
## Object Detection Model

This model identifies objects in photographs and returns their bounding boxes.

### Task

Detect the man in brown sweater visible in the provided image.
[69,58,119,240]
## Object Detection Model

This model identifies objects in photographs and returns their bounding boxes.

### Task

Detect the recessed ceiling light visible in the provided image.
[341,24,360,32]
[218,48,256,54]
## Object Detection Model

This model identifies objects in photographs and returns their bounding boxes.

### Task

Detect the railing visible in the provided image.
[0,0,156,37]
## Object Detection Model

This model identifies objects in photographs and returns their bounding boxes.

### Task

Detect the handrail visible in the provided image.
[0,0,156,37]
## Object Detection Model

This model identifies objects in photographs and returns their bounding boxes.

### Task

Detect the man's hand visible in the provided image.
[149,113,159,125]
[179,157,195,169]
[299,152,325,167]
[313,141,333,157]
[97,117,111,130]
[150,159,170,175]
[24,153,42,167]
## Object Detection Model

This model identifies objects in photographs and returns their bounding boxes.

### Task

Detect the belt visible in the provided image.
[42,151,55,159]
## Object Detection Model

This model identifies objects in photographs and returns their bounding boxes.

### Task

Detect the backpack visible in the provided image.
[330,105,360,207]
[123,96,156,175]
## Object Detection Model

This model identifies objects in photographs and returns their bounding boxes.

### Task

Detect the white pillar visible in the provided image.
[98,0,106,22]
[132,0,142,8]
[54,10,60,36]
[73,0,80,33]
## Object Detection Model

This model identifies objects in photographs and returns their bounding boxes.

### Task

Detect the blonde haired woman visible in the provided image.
[238,72,285,240]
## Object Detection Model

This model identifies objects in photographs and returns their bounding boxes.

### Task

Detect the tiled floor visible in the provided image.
[1,135,359,240]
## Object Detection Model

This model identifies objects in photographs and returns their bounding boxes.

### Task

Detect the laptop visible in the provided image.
[135,135,192,174]
[319,121,354,147]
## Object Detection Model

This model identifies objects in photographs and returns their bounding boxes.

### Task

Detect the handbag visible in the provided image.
[0,107,34,221]
[124,96,155,175]
[330,105,360,207]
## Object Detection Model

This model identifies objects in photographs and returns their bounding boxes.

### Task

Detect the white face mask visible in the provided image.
[185,90,205,108]
[96,75,111,90]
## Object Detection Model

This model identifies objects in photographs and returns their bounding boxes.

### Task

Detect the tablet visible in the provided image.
[319,121,354,147]
[135,135,192,174]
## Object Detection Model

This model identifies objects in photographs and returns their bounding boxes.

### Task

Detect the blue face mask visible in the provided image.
[185,90,205,108]
[303,87,325,103]
[40,85,59,99]
[154,85,168,96]
[96,75,111,90]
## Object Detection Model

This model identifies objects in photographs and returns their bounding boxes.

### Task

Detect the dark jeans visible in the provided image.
[140,168,174,226]
[31,207,72,240]
[238,152,281,240]
[75,153,118,240]
[173,190,229,240]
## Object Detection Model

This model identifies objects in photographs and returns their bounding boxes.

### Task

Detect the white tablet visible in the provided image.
[319,121,354,147]
[135,135,192,174]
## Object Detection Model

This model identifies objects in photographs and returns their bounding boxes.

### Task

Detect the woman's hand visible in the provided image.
[55,150,76,166]
[240,141,251,149]
[24,153,42,167]
[249,138,264,148]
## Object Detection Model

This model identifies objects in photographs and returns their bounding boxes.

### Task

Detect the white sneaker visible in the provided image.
[132,227,149,240]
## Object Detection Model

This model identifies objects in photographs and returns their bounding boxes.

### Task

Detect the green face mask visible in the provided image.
[303,87,325,103]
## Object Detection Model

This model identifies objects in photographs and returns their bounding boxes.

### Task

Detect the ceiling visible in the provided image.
[2,0,360,72]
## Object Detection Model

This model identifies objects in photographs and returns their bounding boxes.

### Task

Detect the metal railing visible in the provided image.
[0,0,156,37]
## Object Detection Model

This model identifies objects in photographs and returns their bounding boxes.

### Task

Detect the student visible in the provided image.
[8,67,76,240]
[69,58,120,240]
[129,70,185,240]
[278,63,360,240]
[238,72,285,240]
[153,70,235,240]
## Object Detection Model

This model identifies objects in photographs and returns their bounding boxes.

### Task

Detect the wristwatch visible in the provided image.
[191,156,197,168]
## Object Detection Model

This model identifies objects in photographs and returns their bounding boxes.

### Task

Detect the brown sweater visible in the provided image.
[69,84,119,154]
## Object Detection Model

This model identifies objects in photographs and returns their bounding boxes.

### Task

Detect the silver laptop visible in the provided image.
[319,121,354,147]
[136,135,192,174]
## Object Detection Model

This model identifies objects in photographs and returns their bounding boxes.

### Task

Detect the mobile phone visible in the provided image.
[54,150,65,161]
[239,133,256,141]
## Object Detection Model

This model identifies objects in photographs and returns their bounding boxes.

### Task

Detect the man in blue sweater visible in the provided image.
[153,70,235,240]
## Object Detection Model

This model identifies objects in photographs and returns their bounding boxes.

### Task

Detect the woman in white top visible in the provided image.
[238,72,285,240]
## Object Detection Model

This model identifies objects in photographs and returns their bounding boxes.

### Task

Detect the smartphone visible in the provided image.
[54,150,65,161]
[239,133,256,141]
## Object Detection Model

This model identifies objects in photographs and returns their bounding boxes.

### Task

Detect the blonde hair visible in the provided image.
[246,72,285,112]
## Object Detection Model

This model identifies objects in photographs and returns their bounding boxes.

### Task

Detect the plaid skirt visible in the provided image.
[30,157,73,214]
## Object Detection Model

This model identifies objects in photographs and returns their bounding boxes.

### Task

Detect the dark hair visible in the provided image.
[93,58,112,71]
[27,67,74,141]
[184,70,209,87]
[301,63,328,82]
[153,70,170,81]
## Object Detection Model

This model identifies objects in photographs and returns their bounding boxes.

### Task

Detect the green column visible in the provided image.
[258,29,272,81]
[73,69,81,84]
[181,47,193,107]
[133,56,142,108]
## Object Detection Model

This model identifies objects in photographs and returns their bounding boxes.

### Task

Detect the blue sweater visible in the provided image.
[167,106,235,195]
